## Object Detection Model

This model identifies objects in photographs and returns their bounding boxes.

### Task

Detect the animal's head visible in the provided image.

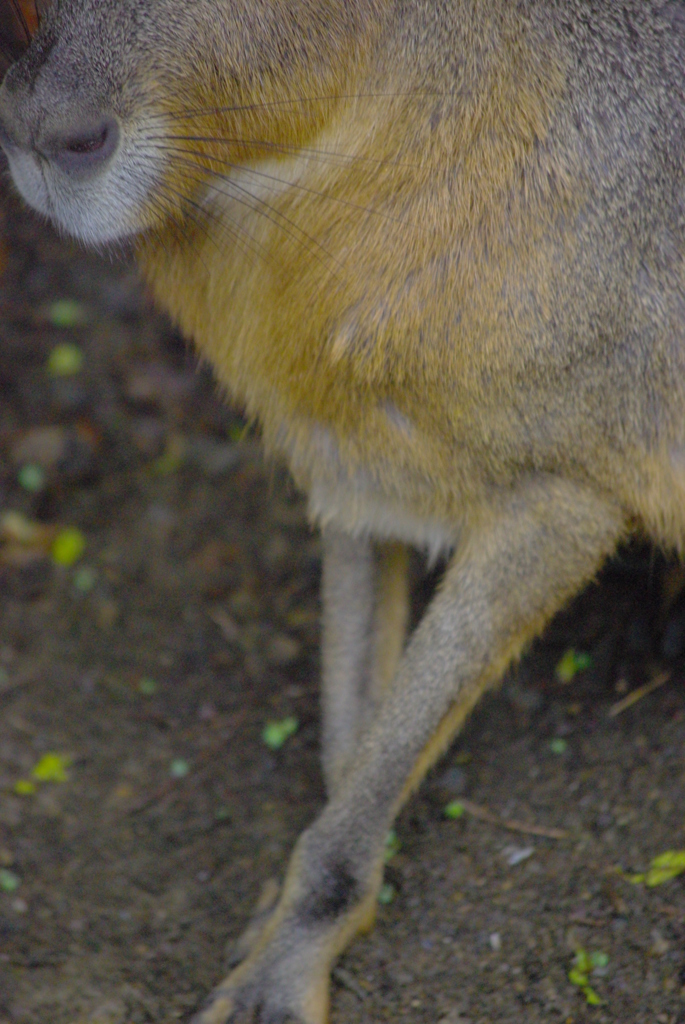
[0,0,381,247]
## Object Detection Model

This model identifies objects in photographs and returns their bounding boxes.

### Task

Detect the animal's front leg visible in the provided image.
[191,478,624,1024]
[223,528,410,971]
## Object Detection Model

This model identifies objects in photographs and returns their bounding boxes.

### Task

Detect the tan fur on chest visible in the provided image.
[139,21,572,530]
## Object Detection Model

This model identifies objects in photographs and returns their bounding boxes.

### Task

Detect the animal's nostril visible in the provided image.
[65,124,109,155]
[47,116,119,176]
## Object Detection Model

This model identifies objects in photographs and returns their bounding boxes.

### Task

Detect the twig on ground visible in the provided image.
[332,967,368,1001]
[458,798,567,840]
[607,670,670,719]
[568,910,605,927]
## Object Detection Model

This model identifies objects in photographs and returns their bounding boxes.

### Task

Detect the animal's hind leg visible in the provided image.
[320,528,409,797]
[191,477,625,1024]
[368,540,410,706]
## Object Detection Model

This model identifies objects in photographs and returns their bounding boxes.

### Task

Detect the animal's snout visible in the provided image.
[37,115,120,177]
[0,34,164,245]
[0,58,120,181]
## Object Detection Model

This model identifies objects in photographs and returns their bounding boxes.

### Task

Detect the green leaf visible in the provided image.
[262,716,299,751]
[49,299,86,328]
[52,527,86,566]
[645,849,685,886]
[384,830,401,862]
[569,967,588,987]
[625,850,685,887]
[73,566,97,592]
[18,464,46,493]
[31,752,71,783]
[13,779,36,796]
[377,882,396,905]
[444,800,465,819]
[555,648,592,684]
[0,869,20,893]
[47,342,84,376]
[151,435,186,476]
[583,985,604,1005]
[170,759,190,778]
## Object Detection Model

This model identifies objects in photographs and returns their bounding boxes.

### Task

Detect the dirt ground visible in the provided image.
[0,187,683,1024]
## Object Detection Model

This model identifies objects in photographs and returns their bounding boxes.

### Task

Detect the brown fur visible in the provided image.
[0,1,684,1020]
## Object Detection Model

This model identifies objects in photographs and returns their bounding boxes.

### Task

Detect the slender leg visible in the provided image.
[320,529,410,796]
[192,477,625,1024]
[319,528,375,795]
[228,529,410,967]
[368,541,410,708]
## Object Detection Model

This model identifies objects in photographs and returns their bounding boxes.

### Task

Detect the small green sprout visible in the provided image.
[444,800,466,819]
[0,869,21,893]
[151,436,186,476]
[52,527,86,566]
[549,738,568,755]
[262,716,299,751]
[384,830,401,862]
[626,849,685,887]
[13,779,36,797]
[18,464,46,493]
[73,566,97,592]
[568,948,607,1005]
[170,759,190,778]
[47,341,84,376]
[555,649,592,684]
[590,950,610,973]
[137,677,158,696]
[378,882,396,905]
[31,752,71,783]
[49,299,87,328]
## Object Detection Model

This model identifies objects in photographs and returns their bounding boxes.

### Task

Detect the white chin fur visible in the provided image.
[5,129,164,247]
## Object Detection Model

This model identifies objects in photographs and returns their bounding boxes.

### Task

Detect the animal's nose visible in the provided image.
[37,115,119,176]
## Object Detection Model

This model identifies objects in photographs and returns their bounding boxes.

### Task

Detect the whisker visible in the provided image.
[144,139,282,267]
[160,175,277,270]
[145,132,415,171]
[167,152,344,279]
[158,143,402,224]
[144,91,436,125]
[143,188,246,285]
[148,187,200,249]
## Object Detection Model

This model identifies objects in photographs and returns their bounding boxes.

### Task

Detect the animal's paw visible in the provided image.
[225,878,280,968]
[189,933,329,1024]
[190,985,307,1024]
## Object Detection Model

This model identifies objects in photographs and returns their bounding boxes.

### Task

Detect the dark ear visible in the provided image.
[0,0,41,75]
